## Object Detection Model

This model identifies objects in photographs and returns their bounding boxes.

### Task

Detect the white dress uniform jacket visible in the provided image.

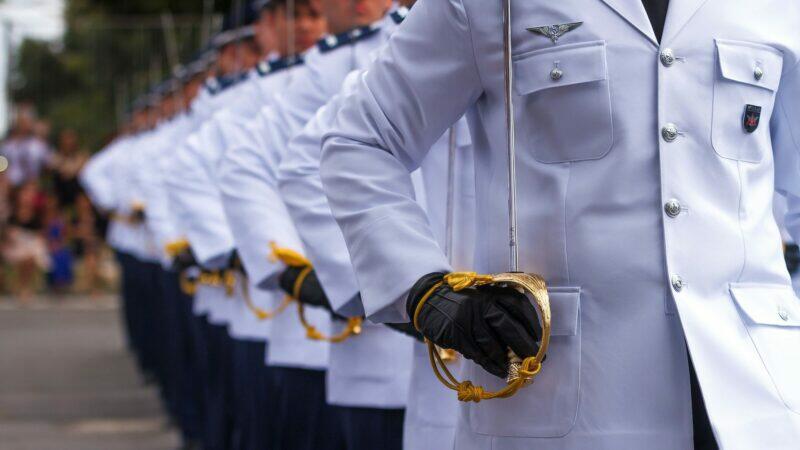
[82,134,145,257]
[320,1,800,449]
[278,62,415,409]
[166,78,246,324]
[136,113,194,267]
[215,17,409,371]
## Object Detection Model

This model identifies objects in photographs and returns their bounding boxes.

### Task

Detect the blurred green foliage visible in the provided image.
[10,0,237,150]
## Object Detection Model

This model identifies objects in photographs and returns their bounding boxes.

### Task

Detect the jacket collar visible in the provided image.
[598,0,710,47]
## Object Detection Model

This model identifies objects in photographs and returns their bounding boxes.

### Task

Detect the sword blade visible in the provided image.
[502,0,519,273]
[445,125,457,262]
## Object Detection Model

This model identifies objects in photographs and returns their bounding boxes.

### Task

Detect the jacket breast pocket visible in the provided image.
[466,287,581,437]
[712,39,783,163]
[730,283,800,414]
[513,41,612,164]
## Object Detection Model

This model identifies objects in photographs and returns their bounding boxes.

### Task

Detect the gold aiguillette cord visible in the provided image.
[270,242,362,342]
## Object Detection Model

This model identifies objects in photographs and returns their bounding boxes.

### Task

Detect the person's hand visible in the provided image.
[171,248,197,273]
[406,272,541,378]
[279,266,333,311]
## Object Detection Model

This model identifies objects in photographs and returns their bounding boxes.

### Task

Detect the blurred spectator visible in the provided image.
[44,194,74,293]
[50,129,89,210]
[73,193,102,296]
[1,181,49,301]
[0,106,52,187]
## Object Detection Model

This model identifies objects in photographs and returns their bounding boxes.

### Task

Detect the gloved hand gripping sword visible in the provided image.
[271,243,363,343]
[410,0,551,402]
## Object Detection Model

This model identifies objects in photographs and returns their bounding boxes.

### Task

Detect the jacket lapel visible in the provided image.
[598,0,658,46]
[661,0,711,46]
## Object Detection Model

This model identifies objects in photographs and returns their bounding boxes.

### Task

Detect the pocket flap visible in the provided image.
[730,283,800,327]
[546,287,581,336]
[716,39,783,91]
[514,41,607,96]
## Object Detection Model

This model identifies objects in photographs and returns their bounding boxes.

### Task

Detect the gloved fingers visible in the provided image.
[421,295,507,378]
[278,266,303,295]
[484,301,540,361]
[492,288,543,342]
[462,293,512,377]
[298,270,331,309]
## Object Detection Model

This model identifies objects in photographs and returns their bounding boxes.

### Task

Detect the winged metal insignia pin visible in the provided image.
[527,22,583,44]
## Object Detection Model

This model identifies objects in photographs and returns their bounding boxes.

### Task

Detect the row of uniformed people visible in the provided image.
[89,0,800,450]
[81,0,800,449]
[81,1,478,449]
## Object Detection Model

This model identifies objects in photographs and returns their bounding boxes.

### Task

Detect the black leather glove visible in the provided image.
[228,250,246,276]
[279,266,333,311]
[171,248,197,273]
[406,272,541,378]
[385,321,424,342]
[785,244,800,275]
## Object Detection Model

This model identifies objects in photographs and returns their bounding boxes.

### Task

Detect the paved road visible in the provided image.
[0,296,180,450]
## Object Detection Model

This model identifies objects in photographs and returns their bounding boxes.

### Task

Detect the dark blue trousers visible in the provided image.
[188,310,209,446]
[203,320,235,450]
[270,367,345,450]
[231,339,274,450]
[161,269,202,443]
[334,406,405,450]
[141,262,167,400]
[114,252,140,363]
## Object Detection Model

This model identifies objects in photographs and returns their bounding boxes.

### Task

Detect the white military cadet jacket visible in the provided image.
[320,1,800,449]
[216,62,331,369]
[278,65,414,409]
[166,79,246,324]
[137,114,194,268]
[217,15,406,370]
[83,133,152,259]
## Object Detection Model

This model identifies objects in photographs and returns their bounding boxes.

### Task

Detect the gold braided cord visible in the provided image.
[165,239,190,258]
[197,271,223,286]
[237,271,294,320]
[414,271,552,403]
[297,302,363,343]
[179,271,197,295]
[196,269,236,298]
[269,242,311,267]
[223,270,237,297]
[291,266,313,299]
[270,242,362,344]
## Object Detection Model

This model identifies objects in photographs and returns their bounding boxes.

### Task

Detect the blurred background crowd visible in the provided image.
[0,103,113,301]
[0,0,242,302]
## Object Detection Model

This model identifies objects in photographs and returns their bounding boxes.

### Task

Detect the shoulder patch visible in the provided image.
[317,24,381,53]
